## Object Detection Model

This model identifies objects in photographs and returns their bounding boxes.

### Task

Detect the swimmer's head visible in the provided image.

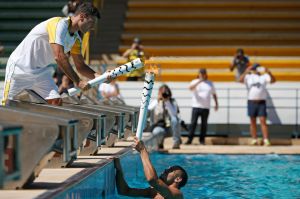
[159,165,188,188]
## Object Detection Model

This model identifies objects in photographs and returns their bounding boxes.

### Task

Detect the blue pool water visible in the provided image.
[116,153,300,199]
[55,153,300,199]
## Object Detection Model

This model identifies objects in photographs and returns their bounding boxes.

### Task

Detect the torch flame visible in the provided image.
[144,59,160,75]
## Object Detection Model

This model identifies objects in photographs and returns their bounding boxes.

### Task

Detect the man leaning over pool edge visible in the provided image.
[114,137,188,199]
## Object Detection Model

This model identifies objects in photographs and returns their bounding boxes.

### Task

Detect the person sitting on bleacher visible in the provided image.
[230,48,250,81]
[98,79,124,104]
[58,75,74,95]
[62,0,82,17]
[122,37,146,81]
[0,43,4,55]
[149,84,182,149]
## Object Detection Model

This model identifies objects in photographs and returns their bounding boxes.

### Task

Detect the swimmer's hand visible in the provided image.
[133,136,146,153]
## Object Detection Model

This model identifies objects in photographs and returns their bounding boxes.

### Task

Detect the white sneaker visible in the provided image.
[263,139,271,146]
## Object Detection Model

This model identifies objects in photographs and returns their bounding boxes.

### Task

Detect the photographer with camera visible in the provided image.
[185,69,218,145]
[230,48,250,81]
[122,37,146,81]
[239,63,276,146]
[148,84,183,149]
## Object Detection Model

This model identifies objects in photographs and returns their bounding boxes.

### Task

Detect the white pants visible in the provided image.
[2,59,60,105]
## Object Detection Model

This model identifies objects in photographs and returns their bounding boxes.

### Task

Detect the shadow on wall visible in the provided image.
[267,91,281,124]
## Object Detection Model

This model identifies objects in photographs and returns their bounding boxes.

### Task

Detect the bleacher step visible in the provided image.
[119,46,300,56]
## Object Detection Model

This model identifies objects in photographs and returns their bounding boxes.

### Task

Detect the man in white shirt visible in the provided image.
[2,3,101,106]
[239,63,276,146]
[185,69,218,145]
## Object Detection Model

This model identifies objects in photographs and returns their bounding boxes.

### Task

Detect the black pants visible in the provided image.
[188,108,210,143]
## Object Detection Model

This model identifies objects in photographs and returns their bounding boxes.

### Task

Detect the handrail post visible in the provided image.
[0,131,3,188]
[227,88,230,135]
[118,114,125,139]
[296,89,299,138]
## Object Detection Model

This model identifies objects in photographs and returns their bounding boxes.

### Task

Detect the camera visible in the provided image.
[256,66,266,73]
[162,91,170,99]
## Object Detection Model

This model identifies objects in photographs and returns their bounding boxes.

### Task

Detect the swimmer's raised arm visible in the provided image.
[133,137,183,199]
[114,158,155,198]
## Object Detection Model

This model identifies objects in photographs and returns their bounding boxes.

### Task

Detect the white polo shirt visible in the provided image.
[9,17,81,74]
[2,17,82,104]
[190,79,216,109]
[245,73,271,100]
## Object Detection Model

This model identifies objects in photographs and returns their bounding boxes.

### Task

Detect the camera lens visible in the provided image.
[162,92,169,98]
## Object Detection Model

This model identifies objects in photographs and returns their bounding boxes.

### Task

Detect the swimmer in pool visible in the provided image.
[114,137,188,199]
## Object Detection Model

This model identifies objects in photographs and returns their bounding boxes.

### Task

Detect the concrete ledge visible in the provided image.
[161,137,300,154]
[0,132,159,198]
[164,145,300,155]
[0,190,47,199]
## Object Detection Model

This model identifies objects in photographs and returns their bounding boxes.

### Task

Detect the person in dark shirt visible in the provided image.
[230,48,250,81]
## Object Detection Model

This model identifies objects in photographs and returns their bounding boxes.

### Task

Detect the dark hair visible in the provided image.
[169,165,188,188]
[236,48,244,54]
[133,37,141,44]
[199,68,207,74]
[75,2,100,19]
[251,63,260,71]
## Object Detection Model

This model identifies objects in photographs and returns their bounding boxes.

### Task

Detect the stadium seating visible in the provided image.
[119,0,300,81]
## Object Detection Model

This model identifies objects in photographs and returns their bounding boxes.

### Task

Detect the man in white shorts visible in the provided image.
[2,2,100,105]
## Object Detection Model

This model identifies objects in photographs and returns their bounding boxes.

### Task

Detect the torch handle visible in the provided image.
[67,73,108,96]
[136,72,155,140]
[68,58,143,96]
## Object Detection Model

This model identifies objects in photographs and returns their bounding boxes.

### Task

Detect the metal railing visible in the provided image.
[123,86,300,136]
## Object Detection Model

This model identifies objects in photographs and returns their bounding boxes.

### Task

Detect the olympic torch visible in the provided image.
[68,58,143,96]
[136,72,155,140]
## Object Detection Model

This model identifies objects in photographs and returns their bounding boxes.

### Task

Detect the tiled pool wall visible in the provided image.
[54,162,116,199]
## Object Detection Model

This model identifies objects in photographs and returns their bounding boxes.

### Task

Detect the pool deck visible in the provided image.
[162,137,300,155]
[1,134,300,199]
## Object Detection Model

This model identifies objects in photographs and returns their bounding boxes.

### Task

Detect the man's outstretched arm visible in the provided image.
[51,43,90,91]
[71,53,99,80]
[114,158,154,197]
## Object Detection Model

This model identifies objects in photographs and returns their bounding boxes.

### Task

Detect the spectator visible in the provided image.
[185,69,218,145]
[148,84,182,149]
[114,137,188,199]
[122,37,146,81]
[98,79,124,103]
[58,75,74,94]
[53,67,65,87]
[62,0,82,17]
[239,63,276,146]
[230,48,250,81]
[0,43,4,55]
